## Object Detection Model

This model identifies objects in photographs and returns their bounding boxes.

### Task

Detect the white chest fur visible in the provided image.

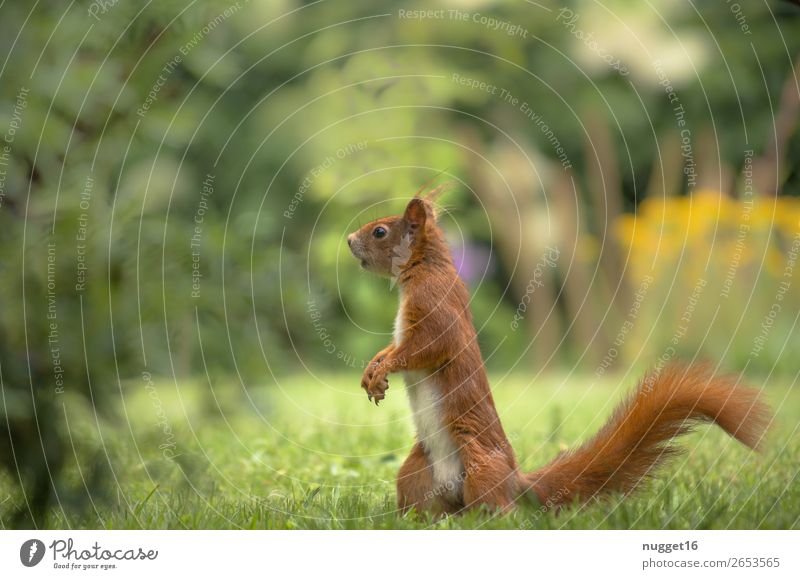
[393,294,464,496]
[393,297,405,346]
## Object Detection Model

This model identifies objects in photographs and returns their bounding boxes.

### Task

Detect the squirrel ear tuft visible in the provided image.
[413,180,453,222]
[403,198,427,231]
[416,181,452,205]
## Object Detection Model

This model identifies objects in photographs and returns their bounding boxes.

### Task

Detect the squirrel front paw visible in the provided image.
[361,362,389,405]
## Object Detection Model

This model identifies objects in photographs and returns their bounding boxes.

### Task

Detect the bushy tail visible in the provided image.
[520,364,772,507]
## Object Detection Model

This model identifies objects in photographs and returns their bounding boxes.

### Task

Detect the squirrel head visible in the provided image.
[347,196,438,278]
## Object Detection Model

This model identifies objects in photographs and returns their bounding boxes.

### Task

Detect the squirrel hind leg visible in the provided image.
[459,442,518,513]
[397,443,460,516]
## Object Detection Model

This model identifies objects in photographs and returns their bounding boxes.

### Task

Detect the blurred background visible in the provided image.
[1,0,799,527]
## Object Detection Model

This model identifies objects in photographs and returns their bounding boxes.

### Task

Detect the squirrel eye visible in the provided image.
[373,226,387,239]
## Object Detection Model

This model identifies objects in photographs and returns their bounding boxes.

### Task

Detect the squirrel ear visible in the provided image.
[403,198,427,232]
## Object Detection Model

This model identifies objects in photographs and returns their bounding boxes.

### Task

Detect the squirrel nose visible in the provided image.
[347,235,353,248]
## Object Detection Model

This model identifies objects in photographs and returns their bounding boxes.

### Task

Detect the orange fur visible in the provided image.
[521,363,771,506]
[347,192,772,515]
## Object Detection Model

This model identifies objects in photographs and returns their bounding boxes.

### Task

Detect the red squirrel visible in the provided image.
[346,187,772,515]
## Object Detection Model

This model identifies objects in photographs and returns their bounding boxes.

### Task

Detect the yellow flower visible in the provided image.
[614,214,637,248]
[615,192,800,317]
[775,197,800,235]
[751,198,779,229]
[765,247,785,278]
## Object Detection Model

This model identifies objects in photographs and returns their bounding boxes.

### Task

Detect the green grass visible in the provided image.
[3,371,799,529]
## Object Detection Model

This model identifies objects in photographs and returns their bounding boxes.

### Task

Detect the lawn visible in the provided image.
[3,371,799,529]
